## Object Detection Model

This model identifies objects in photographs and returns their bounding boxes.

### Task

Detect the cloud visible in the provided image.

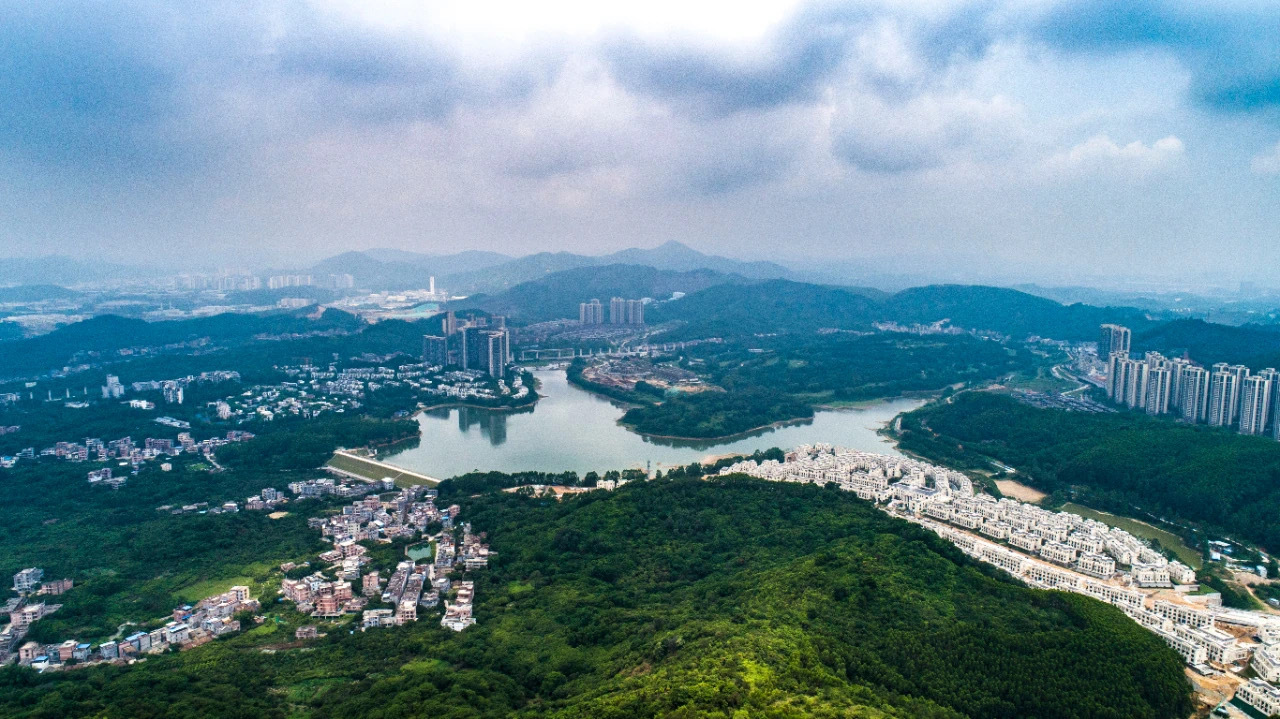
[1043,134,1185,176]
[1252,142,1280,175]
[832,89,1027,173]
[1,0,1278,277]
[1032,0,1280,117]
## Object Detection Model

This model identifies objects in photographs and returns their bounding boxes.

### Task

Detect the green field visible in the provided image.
[325,452,437,486]
[1062,502,1202,569]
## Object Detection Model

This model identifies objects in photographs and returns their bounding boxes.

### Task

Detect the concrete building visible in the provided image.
[1237,678,1280,717]
[1099,324,1132,357]
[460,327,510,377]
[1123,358,1149,409]
[13,567,43,593]
[608,297,644,325]
[1240,374,1273,436]
[1144,366,1172,415]
[578,299,604,325]
[1208,364,1240,427]
[422,335,448,368]
[1180,366,1210,423]
[1255,644,1280,683]
[1105,352,1128,401]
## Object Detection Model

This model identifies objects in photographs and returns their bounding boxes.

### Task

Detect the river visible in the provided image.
[381,369,923,478]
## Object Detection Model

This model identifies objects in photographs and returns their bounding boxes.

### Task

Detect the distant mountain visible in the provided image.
[440,252,601,294]
[654,281,1153,341]
[0,256,145,287]
[0,284,85,303]
[603,240,790,279]
[449,265,740,323]
[361,248,513,276]
[308,241,794,293]
[0,308,362,379]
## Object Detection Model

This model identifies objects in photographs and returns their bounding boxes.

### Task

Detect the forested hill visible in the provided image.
[647,279,882,337]
[448,264,742,322]
[1135,318,1280,365]
[647,279,1151,341]
[0,478,1193,718]
[898,391,1280,552]
[0,309,364,379]
[881,285,1153,340]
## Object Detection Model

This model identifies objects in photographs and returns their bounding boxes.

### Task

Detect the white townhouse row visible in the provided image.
[720,445,1280,680]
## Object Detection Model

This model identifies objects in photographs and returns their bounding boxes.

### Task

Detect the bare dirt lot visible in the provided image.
[995,479,1047,503]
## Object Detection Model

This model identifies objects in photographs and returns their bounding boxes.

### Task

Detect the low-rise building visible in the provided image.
[1236,678,1280,717]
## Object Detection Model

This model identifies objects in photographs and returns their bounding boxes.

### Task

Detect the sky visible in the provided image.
[1,0,1278,283]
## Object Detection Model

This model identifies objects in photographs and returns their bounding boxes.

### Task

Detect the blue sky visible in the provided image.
[0,0,1277,283]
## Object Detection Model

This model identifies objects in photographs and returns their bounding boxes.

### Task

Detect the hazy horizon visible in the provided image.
[2,0,1279,284]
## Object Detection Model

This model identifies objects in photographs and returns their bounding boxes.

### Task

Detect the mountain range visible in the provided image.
[457,267,1157,342]
[309,241,793,294]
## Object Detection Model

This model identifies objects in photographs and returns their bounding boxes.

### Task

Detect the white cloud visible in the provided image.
[1043,135,1185,177]
[1251,141,1280,175]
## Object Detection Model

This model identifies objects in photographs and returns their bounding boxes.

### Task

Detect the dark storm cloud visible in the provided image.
[1034,0,1280,115]
[270,18,553,125]
[600,5,873,115]
[0,1,187,172]
[0,0,549,175]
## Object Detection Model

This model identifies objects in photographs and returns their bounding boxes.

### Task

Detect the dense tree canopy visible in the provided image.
[0,478,1193,719]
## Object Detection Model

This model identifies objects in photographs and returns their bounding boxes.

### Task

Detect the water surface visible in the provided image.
[383,369,923,478]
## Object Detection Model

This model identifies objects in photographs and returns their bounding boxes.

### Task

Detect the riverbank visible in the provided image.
[619,415,815,443]
[412,397,539,416]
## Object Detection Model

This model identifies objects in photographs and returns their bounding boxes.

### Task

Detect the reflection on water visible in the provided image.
[382,369,924,479]
[453,405,529,447]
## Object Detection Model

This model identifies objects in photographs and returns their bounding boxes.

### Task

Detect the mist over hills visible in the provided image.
[0,257,149,287]
[309,241,795,294]
[449,265,741,323]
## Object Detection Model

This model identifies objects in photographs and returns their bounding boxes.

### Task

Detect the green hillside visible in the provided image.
[1136,318,1280,365]
[647,279,881,338]
[648,280,1150,341]
[0,308,363,379]
[449,264,739,323]
[898,391,1280,552]
[0,477,1193,719]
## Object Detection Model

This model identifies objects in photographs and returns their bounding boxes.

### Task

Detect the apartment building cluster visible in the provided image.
[1,428,254,475]
[280,486,489,633]
[0,568,75,661]
[96,370,242,404]
[245,357,526,424]
[721,445,974,504]
[1101,323,1280,438]
[7,585,256,670]
[578,297,645,326]
[289,476,393,499]
[311,486,448,548]
[421,311,511,378]
[283,571,367,618]
[281,487,449,624]
[719,445,1280,697]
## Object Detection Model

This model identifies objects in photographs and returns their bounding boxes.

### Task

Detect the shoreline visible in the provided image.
[619,415,815,443]
[409,395,541,417]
